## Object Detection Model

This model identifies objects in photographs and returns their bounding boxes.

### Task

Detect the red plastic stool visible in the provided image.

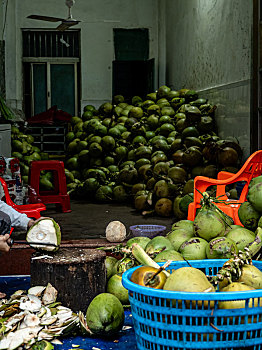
[28,160,71,213]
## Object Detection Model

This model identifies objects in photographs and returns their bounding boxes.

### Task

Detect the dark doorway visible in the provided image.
[112,28,154,101]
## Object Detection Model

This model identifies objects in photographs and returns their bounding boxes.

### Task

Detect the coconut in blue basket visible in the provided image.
[163,266,215,308]
[218,282,261,309]
[131,266,167,289]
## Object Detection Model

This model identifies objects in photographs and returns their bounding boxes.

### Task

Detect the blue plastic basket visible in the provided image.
[122,259,262,350]
[130,225,166,238]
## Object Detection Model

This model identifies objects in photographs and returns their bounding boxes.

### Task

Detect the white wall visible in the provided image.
[4,0,159,112]
[165,0,253,158]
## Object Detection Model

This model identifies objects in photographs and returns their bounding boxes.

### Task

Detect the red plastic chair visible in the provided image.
[187,150,262,225]
[0,177,46,219]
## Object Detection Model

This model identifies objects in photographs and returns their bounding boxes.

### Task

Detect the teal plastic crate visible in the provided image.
[122,259,262,350]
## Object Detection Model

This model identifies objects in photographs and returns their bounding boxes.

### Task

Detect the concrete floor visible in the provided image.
[3,200,176,275]
[46,200,175,240]
[14,200,175,241]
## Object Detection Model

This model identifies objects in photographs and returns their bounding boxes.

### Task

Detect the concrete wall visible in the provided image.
[165,0,253,159]
[0,2,5,97]
[3,0,159,112]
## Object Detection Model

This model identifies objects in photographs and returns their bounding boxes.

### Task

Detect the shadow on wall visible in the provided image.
[199,80,251,161]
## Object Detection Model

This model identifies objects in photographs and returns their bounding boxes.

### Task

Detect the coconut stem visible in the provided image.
[208,247,252,286]
[183,257,193,267]
[145,260,172,286]
[196,189,240,228]
[96,244,131,255]
[142,209,155,216]
[131,243,170,277]
[197,189,241,209]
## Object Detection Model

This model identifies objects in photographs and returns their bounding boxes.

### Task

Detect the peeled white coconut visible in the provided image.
[22,313,40,327]
[26,218,61,252]
[28,286,46,297]
[42,283,58,306]
[19,295,42,312]
[105,221,126,242]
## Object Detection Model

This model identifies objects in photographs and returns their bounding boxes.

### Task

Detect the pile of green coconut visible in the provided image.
[63,86,243,219]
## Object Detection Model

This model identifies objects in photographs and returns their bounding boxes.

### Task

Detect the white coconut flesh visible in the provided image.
[26,219,59,251]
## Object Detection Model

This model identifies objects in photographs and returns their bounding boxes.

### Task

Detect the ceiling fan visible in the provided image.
[27,0,80,31]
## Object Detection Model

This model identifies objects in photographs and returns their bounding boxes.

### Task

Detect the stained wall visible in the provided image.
[165,0,253,158]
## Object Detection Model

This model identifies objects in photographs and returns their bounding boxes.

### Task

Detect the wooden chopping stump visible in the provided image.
[30,248,106,312]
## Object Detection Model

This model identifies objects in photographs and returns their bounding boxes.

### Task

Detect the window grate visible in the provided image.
[22,30,80,58]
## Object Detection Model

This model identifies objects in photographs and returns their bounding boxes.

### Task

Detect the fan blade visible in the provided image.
[56,20,79,31]
[27,14,64,22]
[56,23,70,31]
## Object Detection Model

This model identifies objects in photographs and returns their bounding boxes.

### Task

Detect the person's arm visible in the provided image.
[0,200,31,230]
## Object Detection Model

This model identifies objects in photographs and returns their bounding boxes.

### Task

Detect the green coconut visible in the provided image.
[166,228,195,251]
[145,236,173,257]
[238,264,262,289]
[249,175,262,189]
[179,237,209,260]
[126,236,151,250]
[238,201,260,230]
[154,198,173,217]
[219,283,260,309]
[105,256,119,280]
[26,218,61,252]
[85,293,125,336]
[179,193,194,214]
[194,207,226,241]
[246,227,262,257]
[173,195,186,220]
[224,224,242,235]
[163,266,215,308]
[106,274,129,305]
[258,216,262,228]
[154,249,184,262]
[171,219,194,234]
[164,267,215,292]
[247,182,262,212]
[206,236,238,259]
[225,226,255,251]
[39,176,54,191]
